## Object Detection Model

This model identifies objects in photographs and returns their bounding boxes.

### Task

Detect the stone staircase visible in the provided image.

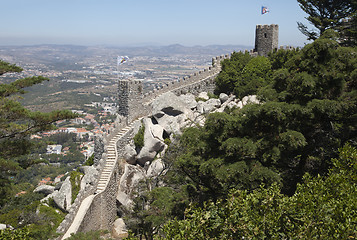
[96,119,140,193]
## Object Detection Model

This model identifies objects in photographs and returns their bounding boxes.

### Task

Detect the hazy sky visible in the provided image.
[0,0,312,47]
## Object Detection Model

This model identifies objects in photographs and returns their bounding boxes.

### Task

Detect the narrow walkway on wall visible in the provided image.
[96,119,140,193]
[62,119,140,239]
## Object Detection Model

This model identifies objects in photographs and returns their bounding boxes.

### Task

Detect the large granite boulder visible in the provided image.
[219,93,229,103]
[136,146,157,166]
[151,92,189,117]
[197,101,205,114]
[118,164,146,196]
[112,218,128,239]
[33,185,55,196]
[0,224,13,230]
[146,159,164,178]
[179,93,198,110]
[136,118,166,165]
[52,176,72,212]
[143,118,165,150]
[198,92,209,100]
[242,95,259,105]
[79,166,98,191]
[124,144,137,164]
[203,98,221,113]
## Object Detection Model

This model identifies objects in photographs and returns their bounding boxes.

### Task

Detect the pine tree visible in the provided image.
[297,0,356,45]
[0,60,77,207]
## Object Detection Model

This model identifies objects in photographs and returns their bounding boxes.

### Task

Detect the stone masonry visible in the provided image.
[58,24,283,239]
[254,24,279,56]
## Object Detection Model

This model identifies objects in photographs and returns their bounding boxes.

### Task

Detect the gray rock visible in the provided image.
[203,98,221,113]
[151,92,189,117]
[118,164,146,196]
[33,185,55,196]
[197,101,205,114]
[219,93,229,103]
[242,95,259,105]
[146,159,164,178]
[136,146,157,166]
[79,166,98,190]
[52,176,72,212]
[198,92,209,100]
[116,190,132,208]
[227,101,240,109]
[124,144,137,164]
[54,182,62,191]
[112,218,128,239]
[179,93,198,109]
[141,117,165,154]
[0,224,13,230]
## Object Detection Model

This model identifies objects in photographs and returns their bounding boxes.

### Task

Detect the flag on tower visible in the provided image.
[117,56,129,65]
[261,6,269,15]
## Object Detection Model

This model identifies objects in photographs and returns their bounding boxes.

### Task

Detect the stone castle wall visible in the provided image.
[76,126,135,233]
[118,54,229,122]
[58,24,295,238]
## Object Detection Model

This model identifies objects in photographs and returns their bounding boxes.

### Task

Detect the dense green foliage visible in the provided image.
[0,60,76,237]
[0,191,65,240]
[66,230,112,240]
[297,0,356,46]
[134,122,145,149]
[162,144,357,239]
[180,31,356,197]
[70,171,84,204]
[125,31,357,239]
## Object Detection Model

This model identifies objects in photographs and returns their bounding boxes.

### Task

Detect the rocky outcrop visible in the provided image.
[124,144,137,164]
[34,185,55,196]
[198,92,209,100]
[219,93,229,103]
[179,93,198,110]
[146,159,164,178]
[151,92,190,117]
[114,92,261,238]
[112,218,128,239]
[79,166,98,191]
[52,176,72,212]
[118,164,146,197]
[135,118,166,166]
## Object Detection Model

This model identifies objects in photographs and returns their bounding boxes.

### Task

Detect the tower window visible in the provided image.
[264,33,267,38]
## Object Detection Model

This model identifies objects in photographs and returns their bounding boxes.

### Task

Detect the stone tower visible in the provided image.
[118,79,144,121]
[254,24,279,56]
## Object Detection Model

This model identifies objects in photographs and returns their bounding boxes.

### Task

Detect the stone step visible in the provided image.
[102,168,113,172]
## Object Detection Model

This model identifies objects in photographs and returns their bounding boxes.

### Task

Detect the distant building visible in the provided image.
[47,145,62,154]
[38,177,52,185]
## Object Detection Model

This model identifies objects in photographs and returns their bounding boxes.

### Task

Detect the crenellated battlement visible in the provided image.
[117,54,230,122]
[254,24,279,56]
[57,24,294,239]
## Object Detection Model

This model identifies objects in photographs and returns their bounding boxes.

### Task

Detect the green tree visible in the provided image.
[0,60,77,207]
[162,144,357,240]
[170,31,357,199]
[297,0,356,44]
[214,51,252,95]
